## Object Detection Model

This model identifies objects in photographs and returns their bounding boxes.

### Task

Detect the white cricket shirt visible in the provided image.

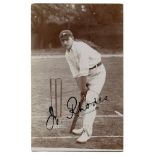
[65,40,101,78]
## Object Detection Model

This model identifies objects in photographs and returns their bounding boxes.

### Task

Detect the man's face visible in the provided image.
[60,37,73,50]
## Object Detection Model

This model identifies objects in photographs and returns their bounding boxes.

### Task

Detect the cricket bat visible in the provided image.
[69,96,85,133]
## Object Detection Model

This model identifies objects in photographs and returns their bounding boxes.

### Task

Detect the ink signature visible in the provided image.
[66,97,78,119]
[67,96,109,119]
[99,95,109,103]
[46,106,59,130]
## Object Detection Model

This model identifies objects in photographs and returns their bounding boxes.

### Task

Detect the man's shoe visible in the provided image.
[76,130,91,143]
[72,128,83,135]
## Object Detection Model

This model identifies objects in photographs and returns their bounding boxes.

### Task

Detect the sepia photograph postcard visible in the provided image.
[31,3,123,151]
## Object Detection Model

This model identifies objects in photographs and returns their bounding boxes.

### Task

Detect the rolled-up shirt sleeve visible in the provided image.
[77,46,89,77]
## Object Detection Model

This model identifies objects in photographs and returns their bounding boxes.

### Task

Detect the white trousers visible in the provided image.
[81,64,106,135]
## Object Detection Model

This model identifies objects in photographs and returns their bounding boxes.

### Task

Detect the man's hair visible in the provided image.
[75,39,100,51]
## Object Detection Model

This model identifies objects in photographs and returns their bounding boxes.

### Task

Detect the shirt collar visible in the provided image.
[66,41,75,53]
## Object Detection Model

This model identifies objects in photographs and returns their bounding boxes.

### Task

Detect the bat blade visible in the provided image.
[69,97,85,133]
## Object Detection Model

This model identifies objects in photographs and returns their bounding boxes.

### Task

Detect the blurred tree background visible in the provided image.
[31,4,123,53]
